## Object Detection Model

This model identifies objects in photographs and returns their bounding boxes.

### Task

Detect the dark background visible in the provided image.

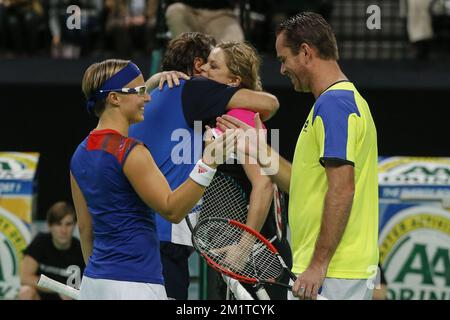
[1,57,449,220]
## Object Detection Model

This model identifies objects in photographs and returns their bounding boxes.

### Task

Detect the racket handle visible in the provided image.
[275,282,295,290]
[254,284,270,300]
[37,274,80,300]
[287,269,298,281]
[277,254,298,282]
[185,216,195,232]
[222,275,254,300]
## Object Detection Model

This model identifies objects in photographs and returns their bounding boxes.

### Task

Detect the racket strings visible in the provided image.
[195,220,283,282]
[199,173,248,223]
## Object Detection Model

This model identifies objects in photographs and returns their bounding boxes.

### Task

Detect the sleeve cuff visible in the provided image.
[319,157,355,167]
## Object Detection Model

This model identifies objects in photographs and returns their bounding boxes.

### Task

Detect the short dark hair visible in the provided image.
[277,12,339,60]
[162,32,216,75]
[46,201,76,225]
[81,59,130,117]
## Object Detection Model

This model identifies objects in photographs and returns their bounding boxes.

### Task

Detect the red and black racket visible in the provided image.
[192,217,294,288]
[185,171,253,299]
[192,217,327,300]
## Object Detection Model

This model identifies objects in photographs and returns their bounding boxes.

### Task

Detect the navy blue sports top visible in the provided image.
[70,129,164,284]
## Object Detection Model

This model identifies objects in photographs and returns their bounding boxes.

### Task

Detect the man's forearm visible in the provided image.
[309,187,354,269]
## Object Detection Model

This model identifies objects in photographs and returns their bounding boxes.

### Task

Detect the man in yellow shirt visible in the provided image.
[217,12,379,300]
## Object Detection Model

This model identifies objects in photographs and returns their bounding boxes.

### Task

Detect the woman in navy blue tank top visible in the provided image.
[70,59,236,299]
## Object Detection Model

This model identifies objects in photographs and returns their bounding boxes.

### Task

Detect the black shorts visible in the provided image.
[160,241,194,300]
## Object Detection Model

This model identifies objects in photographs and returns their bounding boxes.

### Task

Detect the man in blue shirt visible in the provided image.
[129,32,279,299]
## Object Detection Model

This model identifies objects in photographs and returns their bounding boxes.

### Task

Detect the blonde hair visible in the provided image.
[216,42,262,91]
[81,59,130,117]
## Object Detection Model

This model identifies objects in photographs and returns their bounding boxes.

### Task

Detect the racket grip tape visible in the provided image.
[37,274,80,300]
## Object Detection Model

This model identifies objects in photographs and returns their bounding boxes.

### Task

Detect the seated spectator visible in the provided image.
[400,0,434,60]
[0,1,6,55]
[18,201,85,300]
[165,0,244,43]
[430,0,450,57]
[254,0,333,53]
[49,0,104,59]
[104,0,157,57]
[1,0,45,56]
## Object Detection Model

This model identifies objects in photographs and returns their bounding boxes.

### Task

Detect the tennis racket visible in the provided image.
[192,217,327,300]
[37,274,80,300]
[185,171,249,231]
[185,171,252,300]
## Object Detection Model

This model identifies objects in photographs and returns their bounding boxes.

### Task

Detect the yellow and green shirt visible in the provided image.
[289,81,379,279]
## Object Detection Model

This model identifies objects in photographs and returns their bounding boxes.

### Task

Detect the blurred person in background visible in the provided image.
[165,0,244,43]
[48,0,104,59]
[104,0,157,57]
[0,1,7,55]
[1,0,45,56]
[400,0,434,60]
[18,201,85,300]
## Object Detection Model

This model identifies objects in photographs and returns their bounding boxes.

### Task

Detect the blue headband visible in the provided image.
[86,62,142,113]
